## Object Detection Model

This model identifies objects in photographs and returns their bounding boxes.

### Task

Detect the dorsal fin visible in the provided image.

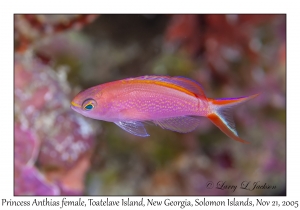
[135,75,206,97]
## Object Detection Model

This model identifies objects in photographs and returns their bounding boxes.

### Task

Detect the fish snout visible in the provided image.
[70,100,81,111]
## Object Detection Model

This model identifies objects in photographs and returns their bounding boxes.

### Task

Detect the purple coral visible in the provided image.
[14,54,98,195]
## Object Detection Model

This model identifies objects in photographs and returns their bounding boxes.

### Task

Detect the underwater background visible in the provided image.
[14,14,286,195]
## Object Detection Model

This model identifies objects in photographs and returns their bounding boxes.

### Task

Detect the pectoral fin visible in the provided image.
[114,121,150,137]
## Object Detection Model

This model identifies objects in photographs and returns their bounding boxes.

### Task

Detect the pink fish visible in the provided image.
[71,76,258,143]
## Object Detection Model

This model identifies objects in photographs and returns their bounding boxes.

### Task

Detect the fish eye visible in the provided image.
[84,104,94,111]
[82,98,97,111]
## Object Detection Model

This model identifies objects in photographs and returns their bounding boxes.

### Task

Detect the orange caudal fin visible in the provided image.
[207,94,259,144]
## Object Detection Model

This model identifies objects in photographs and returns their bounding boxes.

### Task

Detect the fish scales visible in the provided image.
[105,82,209,120]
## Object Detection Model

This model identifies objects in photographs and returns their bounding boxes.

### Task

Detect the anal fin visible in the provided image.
[153,116,202,133]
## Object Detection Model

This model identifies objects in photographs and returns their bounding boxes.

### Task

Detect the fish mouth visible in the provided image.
[71,101,81,109]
